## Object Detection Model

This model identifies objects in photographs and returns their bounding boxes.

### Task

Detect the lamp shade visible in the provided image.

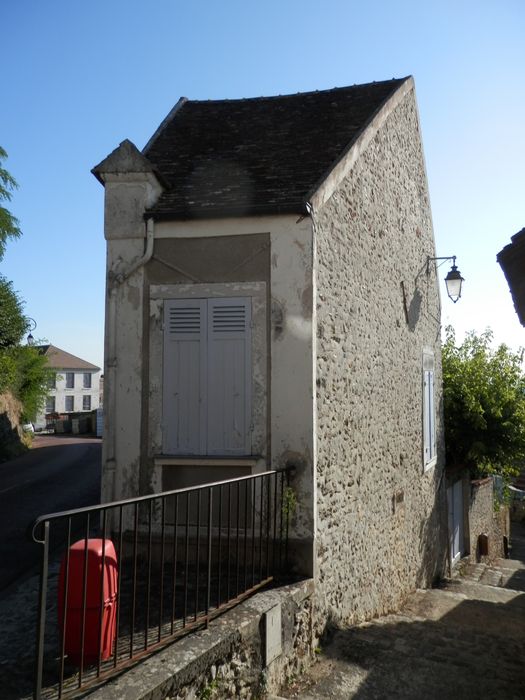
[444,264,464,303]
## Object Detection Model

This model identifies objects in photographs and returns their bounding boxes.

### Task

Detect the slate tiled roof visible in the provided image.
[497,228,525,327]
[38,344,100,371]
[143,78,408,220]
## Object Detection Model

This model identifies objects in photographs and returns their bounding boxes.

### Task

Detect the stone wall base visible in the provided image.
[88,579,315,700]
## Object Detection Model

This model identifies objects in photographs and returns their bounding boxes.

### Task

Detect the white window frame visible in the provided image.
[65,395,74,412]
[83,373,92,389]
[45,396,56,413]
[423,348,436,471]
[83,395,91,411]
[66,372,75,389]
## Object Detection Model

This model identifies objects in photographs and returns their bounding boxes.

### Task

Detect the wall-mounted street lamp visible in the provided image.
[427,256,464,303]
[26,317,37,345]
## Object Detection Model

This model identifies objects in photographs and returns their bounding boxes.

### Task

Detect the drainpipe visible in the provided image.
[105,218,155,501]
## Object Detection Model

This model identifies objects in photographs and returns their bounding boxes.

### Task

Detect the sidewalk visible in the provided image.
[279,540,525,700]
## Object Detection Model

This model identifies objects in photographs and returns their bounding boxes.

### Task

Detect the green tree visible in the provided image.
[0,146,22,260]
[442,326,525,480]
[0,148,52,428]
[0,276,28,348]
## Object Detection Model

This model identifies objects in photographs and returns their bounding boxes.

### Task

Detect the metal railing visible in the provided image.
[30,468,291,699]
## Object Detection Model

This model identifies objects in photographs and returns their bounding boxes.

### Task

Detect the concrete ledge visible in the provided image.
[86,579,315,700]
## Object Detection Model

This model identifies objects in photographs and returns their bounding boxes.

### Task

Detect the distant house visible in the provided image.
[93,76,447,624]
[34,345,101,429]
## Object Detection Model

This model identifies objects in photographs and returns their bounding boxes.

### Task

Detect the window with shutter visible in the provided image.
[162,297,251,455]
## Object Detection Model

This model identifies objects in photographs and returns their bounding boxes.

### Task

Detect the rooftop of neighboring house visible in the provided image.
[37,344,100,372]
[497,227,525,327]
[93,76,409,220]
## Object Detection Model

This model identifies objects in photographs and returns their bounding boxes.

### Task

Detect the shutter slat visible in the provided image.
[212,303,247,334]
[168,306,202,335]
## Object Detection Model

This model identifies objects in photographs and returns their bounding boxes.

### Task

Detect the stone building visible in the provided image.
[92,75,447,626]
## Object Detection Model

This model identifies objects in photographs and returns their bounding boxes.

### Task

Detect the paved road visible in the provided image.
[0,435,101,592]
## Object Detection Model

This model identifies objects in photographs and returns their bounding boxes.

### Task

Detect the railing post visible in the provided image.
[34,520,50,700]
[158,496,166,643]
[78,513,91,687]
[205,487,213,628]
[58,517,72,698]
[285,467,291,569]
[114,505,124,668]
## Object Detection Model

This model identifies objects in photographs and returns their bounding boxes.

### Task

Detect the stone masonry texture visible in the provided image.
[468,478,509,562]
[313,87,447,626]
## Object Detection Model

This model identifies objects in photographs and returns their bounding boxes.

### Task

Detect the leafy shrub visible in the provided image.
[4,345,54,421]
[442,326,525,480]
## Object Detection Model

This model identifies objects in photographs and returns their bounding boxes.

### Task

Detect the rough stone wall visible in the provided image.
[469,478,509,561]
[166,592,314,699]
[313,86,447,626]
[0,391,29,462]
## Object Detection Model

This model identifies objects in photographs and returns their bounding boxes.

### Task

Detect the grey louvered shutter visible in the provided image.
[428,370,436,459]
[163,299,207,454]
[207,298,251,455]
[423,350,436,466]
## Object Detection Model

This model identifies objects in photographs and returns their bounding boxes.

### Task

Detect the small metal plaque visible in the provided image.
[265,604,282,666]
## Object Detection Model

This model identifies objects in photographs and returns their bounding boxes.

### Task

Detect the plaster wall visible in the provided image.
[101,210,315,567]
[102,238,146,503]
[312,86,447,625]
[269,218,315,555]
[144,217,315,557]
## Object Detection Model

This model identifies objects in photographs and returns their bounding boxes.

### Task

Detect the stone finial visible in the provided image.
[91,139,167,187]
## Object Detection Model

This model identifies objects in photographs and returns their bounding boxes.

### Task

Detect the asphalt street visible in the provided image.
[0,435,101,593]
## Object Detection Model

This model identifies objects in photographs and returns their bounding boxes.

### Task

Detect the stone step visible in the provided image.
[457,561,485,582]
[455,557,525,593]
[479,567,503,587]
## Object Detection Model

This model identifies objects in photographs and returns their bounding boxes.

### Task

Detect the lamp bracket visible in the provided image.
[426,255,457,274]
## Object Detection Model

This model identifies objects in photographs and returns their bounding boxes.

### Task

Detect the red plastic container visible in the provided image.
[58,538,118,666]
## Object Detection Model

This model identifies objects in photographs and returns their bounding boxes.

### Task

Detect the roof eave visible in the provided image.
[142,97,189,156]
[497,228,525,327]
[145,200,309,222]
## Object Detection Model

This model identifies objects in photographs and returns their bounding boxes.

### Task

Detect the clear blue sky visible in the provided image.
[1,0,524,370]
